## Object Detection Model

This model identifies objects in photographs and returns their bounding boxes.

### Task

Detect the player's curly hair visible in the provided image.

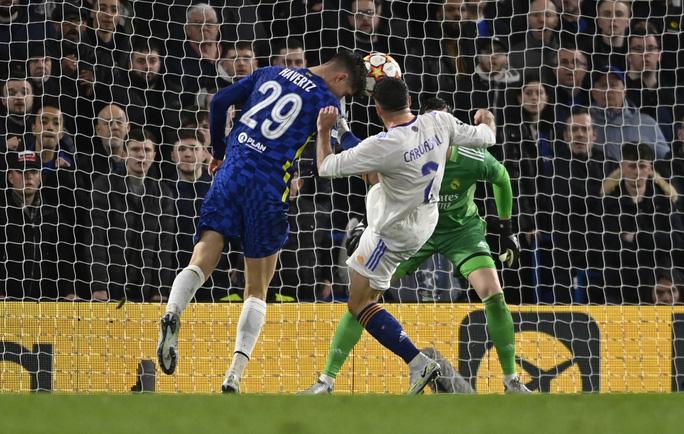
[331,50,368,99]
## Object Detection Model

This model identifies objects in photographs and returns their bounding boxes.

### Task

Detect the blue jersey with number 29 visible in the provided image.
[210,66,340,199]
[198,67,340,258]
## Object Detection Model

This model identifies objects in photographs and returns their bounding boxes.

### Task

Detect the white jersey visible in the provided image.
[319,110,495,250]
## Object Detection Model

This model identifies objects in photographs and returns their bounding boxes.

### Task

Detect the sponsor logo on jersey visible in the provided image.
[438,193,460,210]
[238,132,267,153]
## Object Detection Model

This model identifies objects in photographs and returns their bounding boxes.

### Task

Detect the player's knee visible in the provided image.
[476,284,503,300]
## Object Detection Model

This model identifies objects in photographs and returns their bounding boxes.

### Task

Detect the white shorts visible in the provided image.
[346,228,420,291]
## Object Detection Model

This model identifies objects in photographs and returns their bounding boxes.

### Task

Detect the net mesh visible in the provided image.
[1,0,684,393]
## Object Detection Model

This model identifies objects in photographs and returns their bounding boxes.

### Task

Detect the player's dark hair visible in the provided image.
[420,97,451,114]
[373,77,409,112]
[330,50,367,98]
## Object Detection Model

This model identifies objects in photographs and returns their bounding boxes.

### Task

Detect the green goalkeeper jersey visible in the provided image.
[434,146,512,234]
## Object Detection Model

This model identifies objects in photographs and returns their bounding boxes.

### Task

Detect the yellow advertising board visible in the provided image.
[1,302,683,393]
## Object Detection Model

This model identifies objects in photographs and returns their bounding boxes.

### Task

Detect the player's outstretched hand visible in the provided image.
[345,218,366,257]
[473,109,496,133]
[317,106,339,134]
[496,219,520,268]
[209,157,223,176]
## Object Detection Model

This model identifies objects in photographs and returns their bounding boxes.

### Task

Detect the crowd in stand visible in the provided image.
[0,0,683,304]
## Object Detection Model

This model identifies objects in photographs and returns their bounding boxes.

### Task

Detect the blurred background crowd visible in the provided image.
[1,0,682,305]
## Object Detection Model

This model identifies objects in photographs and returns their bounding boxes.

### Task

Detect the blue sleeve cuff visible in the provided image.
[340,131,362,150]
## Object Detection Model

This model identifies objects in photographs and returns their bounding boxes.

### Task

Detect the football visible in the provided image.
[363,52,402,95]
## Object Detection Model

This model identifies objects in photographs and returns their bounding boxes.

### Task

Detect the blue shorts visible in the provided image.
[196,158,290,258]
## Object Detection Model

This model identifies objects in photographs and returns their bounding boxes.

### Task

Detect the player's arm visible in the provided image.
[446,109,496,149]
[208,71,259,163]
[335,113,363,150]
[317,106,387,178]
[485,153,519,267]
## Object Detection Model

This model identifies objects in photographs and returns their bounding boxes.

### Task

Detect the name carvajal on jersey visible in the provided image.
[238,131,267,153]
[278,68,317,92]
[403,134,443,162]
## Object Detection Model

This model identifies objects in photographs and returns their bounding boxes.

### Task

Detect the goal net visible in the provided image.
[1,0,683,394]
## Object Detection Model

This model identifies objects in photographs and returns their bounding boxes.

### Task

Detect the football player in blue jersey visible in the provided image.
[157,51,367,393]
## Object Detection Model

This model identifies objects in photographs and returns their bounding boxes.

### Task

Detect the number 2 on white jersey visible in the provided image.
[240,81,303,139]
[422,161,439,203]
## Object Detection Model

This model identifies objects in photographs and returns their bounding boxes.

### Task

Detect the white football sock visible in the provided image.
[227,297,267,379]
[166,265,205,316]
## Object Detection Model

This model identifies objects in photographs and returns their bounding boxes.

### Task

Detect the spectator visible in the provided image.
[405,0,478,104]
[75,103,128,190]
[534,108,614,303]
[674,117,684,190]
[0,75,34,155]
[554,46,591,125]
[215,41,259,88]
[498,76,555,293]
[216,0,268,59]
[557,0,594,47]
[0,151,76,300]
[626,29,679,142]
[106,36,182,143]
[56,40,98,146]
[0,0,48,80]
[590,65,669,161]
[651,269,682,305]
[26,105,75,171]
[88,129,176,301]
[340,0,389,55]
[163,129,236,301]
[453,36,519,132]
[179,108,213,166]
[274,165,337,302]
[509,0,560,75]
[592,0,631,71]
[167,3,219,106]
[600,143,684,304]
[271,38,307,69]
[50,1,88,43]
[268,0,323,66]
[84,0,130,86]
[26,41,59,106]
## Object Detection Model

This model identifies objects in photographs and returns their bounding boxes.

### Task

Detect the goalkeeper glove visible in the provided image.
[344,218,366,256]
[497,219,520,267]
[336,113,351,137]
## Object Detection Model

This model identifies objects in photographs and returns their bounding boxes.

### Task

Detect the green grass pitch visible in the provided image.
[1,393,681,434]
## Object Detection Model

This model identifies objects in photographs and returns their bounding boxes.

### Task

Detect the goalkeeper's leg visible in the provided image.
[300,310,365,394]
[158,230,224,375]
[465,263,530,393]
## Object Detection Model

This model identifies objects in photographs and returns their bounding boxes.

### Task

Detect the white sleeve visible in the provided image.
[444,112,496,149]
[318,135,392,178]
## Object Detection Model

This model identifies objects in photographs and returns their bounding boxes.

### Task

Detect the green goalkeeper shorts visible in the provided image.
[394,215,495,279]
